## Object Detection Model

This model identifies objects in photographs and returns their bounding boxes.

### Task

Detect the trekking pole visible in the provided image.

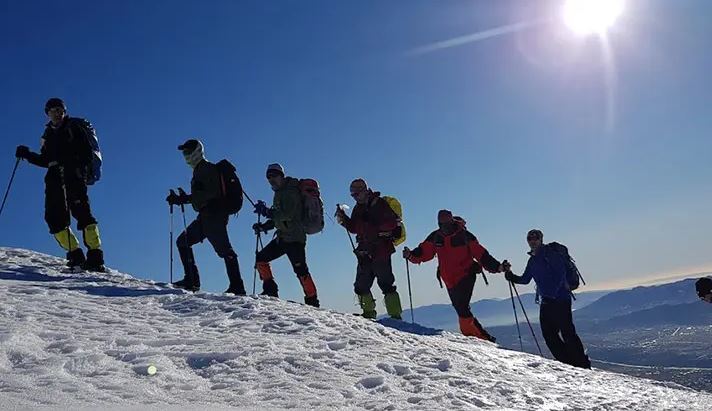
[0,158,20,219]
[511,282,543,356]
[60,169,73,261]
[508,281,524,352]
[242,189,256,208]
[336,204,356,251]
[177,202,190,270]
[405,258,415,323]
[243,190,266,249]
[169,204,174,284]
[252,214,261,295]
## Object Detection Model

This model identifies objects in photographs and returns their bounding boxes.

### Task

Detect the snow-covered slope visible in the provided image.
[0,248,709,410]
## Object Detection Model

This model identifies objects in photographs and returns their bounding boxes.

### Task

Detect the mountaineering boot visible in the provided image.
[175,246,201,291]
[472,317,496,343]
[66,248,86,268]
[384,291,403,320]
[82,249,106,272]
[358,293,377,319]
[304,295,320,307]
[225,285,246,295]
[459,316,495,342]
[224,255,246,295]
[260,278,279,297]
[257,261,279,297]
[173,274,200,292]
[224,276,246,295]
[224,282,246,295]
[173,263,200,292]
[299,275,320,307]
[55,228,81,268]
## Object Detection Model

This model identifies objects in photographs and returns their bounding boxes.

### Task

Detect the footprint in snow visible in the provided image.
[327,341,347,351]
[437,359,451,371]
[357,376,385,389]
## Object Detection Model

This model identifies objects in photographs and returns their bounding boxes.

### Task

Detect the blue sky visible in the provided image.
[1,0,711,313]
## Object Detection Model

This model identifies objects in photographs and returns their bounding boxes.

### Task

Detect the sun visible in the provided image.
[562,0,625,35]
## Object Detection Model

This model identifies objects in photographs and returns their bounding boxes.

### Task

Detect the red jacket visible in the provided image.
[408,226,501,289]
[342,192,399,261]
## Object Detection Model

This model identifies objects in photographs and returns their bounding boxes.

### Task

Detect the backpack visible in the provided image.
[546,242,581,291]
[68,118,102,185]
[216,159,244,214]
[299,178,324,235]
[382,195,406,246]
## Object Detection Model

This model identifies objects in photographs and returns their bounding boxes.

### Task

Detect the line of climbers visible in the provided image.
[14,97,591,369]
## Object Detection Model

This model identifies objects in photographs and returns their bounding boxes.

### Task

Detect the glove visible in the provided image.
[252,222,270,235]
[15,145,30,159]
[166,189,179,205]
[176,188,190,205]
[166,189,189,205]
[499,260,512,273]
[254,200,272,218]
[335,206,347,224]
[402,247,411,259]
[505,271,517,282]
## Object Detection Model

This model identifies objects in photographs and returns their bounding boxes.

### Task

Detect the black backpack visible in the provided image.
[67,118,102,185]
[216,159,243,214]
[546,242,582,291]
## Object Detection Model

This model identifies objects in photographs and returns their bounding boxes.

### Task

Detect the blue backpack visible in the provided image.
[69,118,102,185]
[535,242,584,303]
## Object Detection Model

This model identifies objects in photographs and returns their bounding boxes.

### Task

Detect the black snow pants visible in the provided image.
[539,297,591,369]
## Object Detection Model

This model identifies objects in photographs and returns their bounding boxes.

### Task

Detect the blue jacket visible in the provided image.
[510,244,571,301]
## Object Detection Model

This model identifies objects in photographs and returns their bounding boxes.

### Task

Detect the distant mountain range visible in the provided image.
[574,278,703,321]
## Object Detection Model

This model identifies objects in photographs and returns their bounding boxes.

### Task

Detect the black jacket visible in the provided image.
[190,160,222,213]
[26,117,94,173]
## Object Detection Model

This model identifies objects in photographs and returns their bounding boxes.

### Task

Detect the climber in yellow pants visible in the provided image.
[15,98,105,271]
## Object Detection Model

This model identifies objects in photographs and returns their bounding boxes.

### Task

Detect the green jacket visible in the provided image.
[270,177,305,243]
[190,160,222,212]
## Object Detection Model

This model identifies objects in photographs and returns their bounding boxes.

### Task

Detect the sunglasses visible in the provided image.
[527,236,541,241]
[267,172,282,179]
[350,190,364,198]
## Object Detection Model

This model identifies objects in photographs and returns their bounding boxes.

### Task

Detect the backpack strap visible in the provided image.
[464,230,489,286]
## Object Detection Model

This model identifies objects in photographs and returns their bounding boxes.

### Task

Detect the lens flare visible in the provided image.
[562,0,625,35]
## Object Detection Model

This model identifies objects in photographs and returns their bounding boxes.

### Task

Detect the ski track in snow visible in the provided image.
[0,247,710,410]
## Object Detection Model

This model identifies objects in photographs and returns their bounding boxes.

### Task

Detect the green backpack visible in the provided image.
[382,196,406,246]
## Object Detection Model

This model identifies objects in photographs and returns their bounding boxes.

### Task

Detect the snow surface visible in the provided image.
[0,247,710,410]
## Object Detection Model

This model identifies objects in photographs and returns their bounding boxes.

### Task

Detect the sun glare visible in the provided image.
[562,0,625,35]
